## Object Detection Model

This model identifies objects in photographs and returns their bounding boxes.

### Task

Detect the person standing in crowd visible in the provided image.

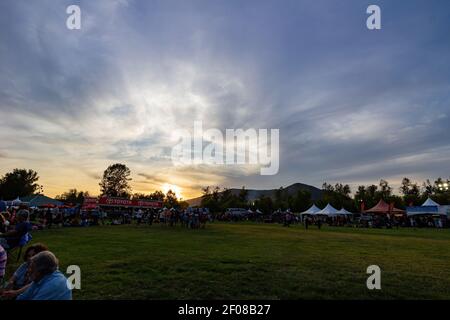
[304,216,309,230]
[0,244,6,286]
[285,213,292,227]
[0,212,10,233]
[45,208,53,229]
[136,209,143,225]
[148,210,154,226]
[317,218,322,230]
[100,209,108,225]
[16,251,72,300]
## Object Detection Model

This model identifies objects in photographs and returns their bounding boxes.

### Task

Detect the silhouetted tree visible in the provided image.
[0,168,40,199]
[164,189,179,208]
[55,189,90,204]
[99,163,132,198]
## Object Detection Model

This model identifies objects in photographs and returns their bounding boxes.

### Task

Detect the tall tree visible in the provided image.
[164,190,179,208]
[291,189,312,212]
[274,187,288,210]
[201,186,222,212]
[378,179,392,199]
[99,163,132,198]
[55,189,90,204]
[400,177,420,206]
[238,186,248,203]
[254,195,273,214]
[0,169,40,199]
[149,190,165,201]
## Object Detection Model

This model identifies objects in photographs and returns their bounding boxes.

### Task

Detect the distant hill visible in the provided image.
[185,183,323,207]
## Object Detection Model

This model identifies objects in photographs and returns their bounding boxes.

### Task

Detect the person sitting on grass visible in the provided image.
[0,210,31,249]
[15,251,72,300]
[3,243,49,295]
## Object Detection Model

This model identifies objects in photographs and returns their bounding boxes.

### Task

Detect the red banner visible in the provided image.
[97,197,163,208]
[82,197,99,209]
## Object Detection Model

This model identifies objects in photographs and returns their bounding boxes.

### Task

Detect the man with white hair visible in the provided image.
[17,251,72,300]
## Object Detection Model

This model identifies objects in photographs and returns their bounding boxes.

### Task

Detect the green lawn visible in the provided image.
[6,223,450,299]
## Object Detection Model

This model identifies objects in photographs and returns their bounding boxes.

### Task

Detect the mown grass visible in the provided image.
[6,222,450,299]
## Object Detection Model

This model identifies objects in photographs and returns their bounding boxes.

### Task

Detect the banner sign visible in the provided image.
[98,197,163,208]
[82,197,163,209]
[82,197,99,209]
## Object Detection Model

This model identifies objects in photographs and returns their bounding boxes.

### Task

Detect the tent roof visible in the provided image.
[316,203,339,215]
[338,208,353,215]
[422,197,439,207]
[301,204,321,215]
[365,199,405,214]
[21,194,63,207]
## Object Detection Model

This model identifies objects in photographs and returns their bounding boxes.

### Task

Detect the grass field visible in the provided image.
[6,222,450,300]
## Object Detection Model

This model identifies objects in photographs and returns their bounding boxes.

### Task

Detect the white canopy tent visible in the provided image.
[300,204,321,215]
[407,198,441,216]
[422,198,439,207]
[315,203,339,216]
[337,208,353,215]
[6,197,25,207]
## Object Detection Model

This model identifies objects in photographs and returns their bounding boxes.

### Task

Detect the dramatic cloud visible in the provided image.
[1,0,449,198]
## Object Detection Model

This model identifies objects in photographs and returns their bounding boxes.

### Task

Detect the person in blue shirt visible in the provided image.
[5,243,49,291]
[17,251,72,300]
[0,209,31,249]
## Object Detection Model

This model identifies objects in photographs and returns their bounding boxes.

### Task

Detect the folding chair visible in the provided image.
[7,232,33,262]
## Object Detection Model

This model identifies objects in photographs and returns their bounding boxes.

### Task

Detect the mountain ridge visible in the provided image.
[185,183,323,207]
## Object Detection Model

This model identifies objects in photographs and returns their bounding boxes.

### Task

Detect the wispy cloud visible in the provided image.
[1,0,449,197]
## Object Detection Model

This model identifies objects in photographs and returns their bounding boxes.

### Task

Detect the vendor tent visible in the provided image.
[407,197,442,216]
[338,208,353,215]
[422,197,439,207]
[300,204,321,215]
[365,199,405,215]
[316,203,339,216]
[6,197,26,206]
[21,194,63,208]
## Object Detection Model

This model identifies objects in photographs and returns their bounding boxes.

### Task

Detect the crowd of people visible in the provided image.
[0,206,212,230]
[0,205,214,300]
[0,209,72,300]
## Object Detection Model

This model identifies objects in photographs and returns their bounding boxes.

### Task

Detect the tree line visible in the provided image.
[0,165,448,213]
[0,164,188,209]
[201,177,450,214]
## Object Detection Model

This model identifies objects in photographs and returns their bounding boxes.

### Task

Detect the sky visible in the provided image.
[1,0,450,199]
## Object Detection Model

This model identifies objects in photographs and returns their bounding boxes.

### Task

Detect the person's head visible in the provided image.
[29,251,59,282]
[17,209,30,222]
[24,243,49,262]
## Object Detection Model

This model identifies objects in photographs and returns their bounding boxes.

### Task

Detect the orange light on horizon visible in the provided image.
[162,183,183,199]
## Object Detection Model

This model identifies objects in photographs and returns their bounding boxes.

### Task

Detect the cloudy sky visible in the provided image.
[1,0,449,199]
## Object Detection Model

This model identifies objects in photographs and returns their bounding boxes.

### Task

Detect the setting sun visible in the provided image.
[161,183,183,199]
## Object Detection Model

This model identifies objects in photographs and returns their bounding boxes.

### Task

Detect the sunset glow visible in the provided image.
[162,183,183,200]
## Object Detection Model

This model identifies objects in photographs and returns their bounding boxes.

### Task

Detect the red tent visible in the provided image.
[39,204,57,208]
[365,199,405,215]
